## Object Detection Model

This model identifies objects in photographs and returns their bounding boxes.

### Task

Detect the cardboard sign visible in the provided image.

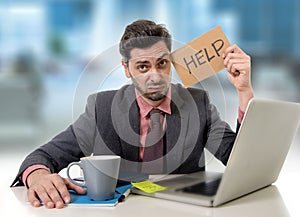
[170,26,230,87]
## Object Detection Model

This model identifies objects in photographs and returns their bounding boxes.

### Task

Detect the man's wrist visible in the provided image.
[238,107,245,124]
[22,164,51,187]
[238,88,254,112]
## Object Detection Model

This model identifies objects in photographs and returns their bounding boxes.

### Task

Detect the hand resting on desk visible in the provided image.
[26,169,87,209]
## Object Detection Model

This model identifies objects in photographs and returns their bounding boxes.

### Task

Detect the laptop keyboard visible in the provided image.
[177,178,221,196]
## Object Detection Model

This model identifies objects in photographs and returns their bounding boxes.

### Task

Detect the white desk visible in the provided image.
[2,172,298,217]
[2,133,299,217]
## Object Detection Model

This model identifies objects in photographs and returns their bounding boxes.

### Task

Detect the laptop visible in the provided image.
[131,98,300,206]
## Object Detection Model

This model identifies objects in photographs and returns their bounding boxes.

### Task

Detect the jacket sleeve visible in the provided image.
[203,92,240,165]
[11,94,98,187]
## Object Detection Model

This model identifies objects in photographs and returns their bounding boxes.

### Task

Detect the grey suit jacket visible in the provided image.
[12,83,238,186]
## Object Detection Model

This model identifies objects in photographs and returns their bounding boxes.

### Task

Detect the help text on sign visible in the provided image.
[170,26,230,87]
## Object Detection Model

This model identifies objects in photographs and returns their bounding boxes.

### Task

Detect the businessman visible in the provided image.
[12,20,254,208]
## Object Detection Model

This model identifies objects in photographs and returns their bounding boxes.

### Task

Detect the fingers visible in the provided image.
[65,178,87,195]
[231,63,250,73]
[225,58,246,74]
[222,44,244,58]
[28,184,56,208]
[50,175,71,206]
[27,173,72,209]
[223,53,243,66]
[222,44,250,74]
[27,188,41,207]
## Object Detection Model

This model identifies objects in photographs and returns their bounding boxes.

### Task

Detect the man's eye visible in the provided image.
[158,60,168,67]
[137,65,148,72]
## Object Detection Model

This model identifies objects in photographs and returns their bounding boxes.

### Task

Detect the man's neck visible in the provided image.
[142,96,164,108]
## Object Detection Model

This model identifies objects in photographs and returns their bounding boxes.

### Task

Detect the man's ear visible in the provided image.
[122,60,131,78]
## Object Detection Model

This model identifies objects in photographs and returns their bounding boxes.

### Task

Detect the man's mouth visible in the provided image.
[147,81,166,91]
[147,85,164,92]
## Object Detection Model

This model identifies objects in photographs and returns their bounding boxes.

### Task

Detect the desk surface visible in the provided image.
[2,172,299,217]
[2,133,299,217]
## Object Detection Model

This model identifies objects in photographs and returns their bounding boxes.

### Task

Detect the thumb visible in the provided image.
[64,178,87,194]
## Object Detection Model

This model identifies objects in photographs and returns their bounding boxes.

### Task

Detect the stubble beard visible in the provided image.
[132,78,169,101]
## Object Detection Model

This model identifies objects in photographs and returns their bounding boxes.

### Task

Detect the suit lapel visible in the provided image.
[127,102,140,162]
[111,85,140,163]
[165,85,189,173]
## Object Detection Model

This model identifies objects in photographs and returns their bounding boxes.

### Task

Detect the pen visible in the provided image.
[118,188,131,202]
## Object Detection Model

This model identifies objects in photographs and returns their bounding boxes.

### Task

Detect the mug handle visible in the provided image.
[66,162,85,187]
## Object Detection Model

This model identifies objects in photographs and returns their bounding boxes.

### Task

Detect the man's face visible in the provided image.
[123,40,171,102]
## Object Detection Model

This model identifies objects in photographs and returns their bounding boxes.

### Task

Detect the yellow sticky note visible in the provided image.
[131,180,167,193]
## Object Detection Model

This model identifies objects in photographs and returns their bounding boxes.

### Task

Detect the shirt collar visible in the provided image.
[135,87,172,118]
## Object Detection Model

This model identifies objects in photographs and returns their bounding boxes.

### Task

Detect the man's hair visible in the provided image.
[119,20,172,62]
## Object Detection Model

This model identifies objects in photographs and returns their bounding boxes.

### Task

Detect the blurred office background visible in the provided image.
[0,0,299,173]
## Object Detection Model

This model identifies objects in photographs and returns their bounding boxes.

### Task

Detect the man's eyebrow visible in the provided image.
[134,53,170,65]
[135,60,150,65]
[156,53,170,62]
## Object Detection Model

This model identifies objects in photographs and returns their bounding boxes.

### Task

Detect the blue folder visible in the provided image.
[68,184,132,207]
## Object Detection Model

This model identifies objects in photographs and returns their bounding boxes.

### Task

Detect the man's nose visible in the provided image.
[148,70,162,81]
